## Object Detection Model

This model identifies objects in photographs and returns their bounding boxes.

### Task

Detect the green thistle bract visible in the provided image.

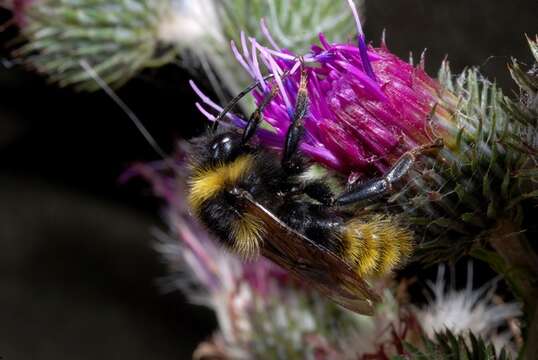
[402,330,513,360]
[390,37,537,359]
[393,39,538,265]
[16,0,176,91]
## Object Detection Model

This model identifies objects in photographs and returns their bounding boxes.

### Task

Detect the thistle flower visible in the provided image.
[192,3,538,354]
[208,0,358,105]
[0,0,225,90]
[194,0,455,178]
[192,0,538,285]
[390,41,538,344]
[161,0,359,105]
[413,264,522,356]
[4,0,183,90]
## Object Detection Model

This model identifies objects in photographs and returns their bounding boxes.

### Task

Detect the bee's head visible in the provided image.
[208,132,243,164]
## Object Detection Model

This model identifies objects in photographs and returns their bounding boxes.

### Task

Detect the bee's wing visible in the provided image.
[238,191,381,315]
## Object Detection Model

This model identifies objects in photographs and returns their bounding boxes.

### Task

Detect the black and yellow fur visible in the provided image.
[187,132,413,277]
[186,67,440,280]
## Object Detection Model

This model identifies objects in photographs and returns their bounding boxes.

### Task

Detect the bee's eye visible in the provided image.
[209,133,241,163]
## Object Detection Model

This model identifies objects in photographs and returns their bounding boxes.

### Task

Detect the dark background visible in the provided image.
[0,1,536,359]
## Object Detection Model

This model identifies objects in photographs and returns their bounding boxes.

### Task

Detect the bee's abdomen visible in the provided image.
[340,215,413,277]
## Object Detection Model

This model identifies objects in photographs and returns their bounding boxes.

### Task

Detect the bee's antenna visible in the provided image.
[211,72,276,133]
[211,66,296,133]
[79,60,169,162]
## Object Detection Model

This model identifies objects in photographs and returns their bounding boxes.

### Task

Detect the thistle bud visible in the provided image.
[3,0,358,96]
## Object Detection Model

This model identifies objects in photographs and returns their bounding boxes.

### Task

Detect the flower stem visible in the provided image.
[485,219,538,359]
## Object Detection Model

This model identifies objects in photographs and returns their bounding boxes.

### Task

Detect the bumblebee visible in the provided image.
[187,68,442,314]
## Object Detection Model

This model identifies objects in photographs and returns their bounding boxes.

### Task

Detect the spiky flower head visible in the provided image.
[413,264,522,356]
[142,0,359,107]
[391,39,538,272]
[207,0,358,103]
[194,0,454,178]
[192,3,538,352]
[194,1,538,271]
[6,0,180,91]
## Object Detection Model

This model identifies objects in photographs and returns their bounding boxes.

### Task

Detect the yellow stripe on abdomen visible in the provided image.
[341,215,413,278]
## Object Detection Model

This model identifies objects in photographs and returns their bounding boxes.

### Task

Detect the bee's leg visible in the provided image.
[333,139,443,206]
[282,66,309,173]
[241,86,279,145]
